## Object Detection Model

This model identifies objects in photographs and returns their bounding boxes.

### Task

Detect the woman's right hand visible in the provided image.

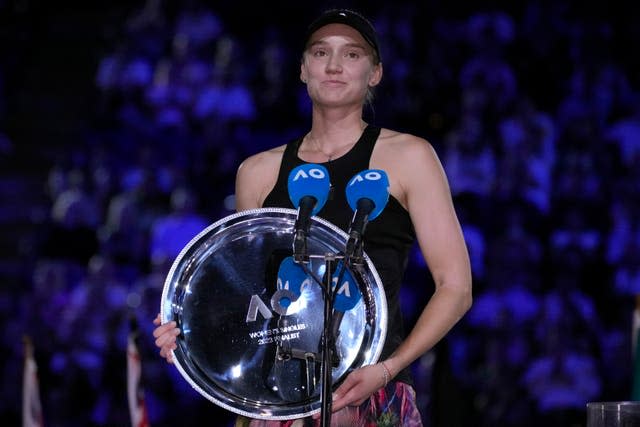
[152,313,180,363]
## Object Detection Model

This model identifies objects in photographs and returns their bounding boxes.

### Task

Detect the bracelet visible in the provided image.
[380,361,391,387]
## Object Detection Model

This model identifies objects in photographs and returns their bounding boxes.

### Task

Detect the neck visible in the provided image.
[301,120,367,163]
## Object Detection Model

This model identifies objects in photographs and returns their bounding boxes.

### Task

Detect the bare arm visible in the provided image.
[331,133,472,410]
[235,147,284,211]
[383,137,472,376]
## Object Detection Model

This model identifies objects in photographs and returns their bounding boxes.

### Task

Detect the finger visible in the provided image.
[334,371,358,397]
[333,388,369,412]
[160,346,176,363]
[333,373,359,400]
[155,327,180,348]
[154,329,179,351]
[159,342,177,358]
[159,337,177,353]
[153,321,176,338]
[331,395,352,413]
[331,383,358,412]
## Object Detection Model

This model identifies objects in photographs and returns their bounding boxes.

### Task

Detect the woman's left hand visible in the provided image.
[330,363,387,412]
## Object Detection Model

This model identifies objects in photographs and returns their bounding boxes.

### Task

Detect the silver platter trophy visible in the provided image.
[160,207,387,420]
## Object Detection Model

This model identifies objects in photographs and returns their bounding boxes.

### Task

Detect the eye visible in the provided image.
[346,51,360,59]
[312,48,327,57]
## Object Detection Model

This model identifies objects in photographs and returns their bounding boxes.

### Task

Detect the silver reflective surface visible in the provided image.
[160,208,387,420]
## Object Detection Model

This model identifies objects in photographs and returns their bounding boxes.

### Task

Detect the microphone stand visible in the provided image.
[320,253,336,427]
[294,239,355,426]
[319,253,354,427]
[298,253,341,427]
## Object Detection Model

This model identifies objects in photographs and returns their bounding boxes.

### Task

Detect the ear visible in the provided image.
[368,63,383,87]
[300,63,308,84]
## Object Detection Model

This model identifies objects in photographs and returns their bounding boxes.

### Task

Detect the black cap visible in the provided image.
[304,9,381,63]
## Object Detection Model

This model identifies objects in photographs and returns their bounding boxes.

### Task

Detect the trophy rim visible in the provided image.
[160,207,388,420]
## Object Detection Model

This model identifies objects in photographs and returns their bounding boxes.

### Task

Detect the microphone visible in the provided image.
[274,255,311,364]
[275,256,311,313]
[332,262,361,313]
[329,261,361,366]
[344,169,389,262]
[288,164,331,263]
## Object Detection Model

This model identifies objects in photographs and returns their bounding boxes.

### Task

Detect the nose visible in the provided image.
[325,53,343,74]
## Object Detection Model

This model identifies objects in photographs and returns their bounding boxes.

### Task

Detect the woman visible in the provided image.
[154,8,472,426]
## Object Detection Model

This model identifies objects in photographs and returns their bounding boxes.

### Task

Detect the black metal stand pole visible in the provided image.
[320,254,335,427]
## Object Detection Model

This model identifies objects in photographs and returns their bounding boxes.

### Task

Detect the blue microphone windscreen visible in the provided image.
[345,169,389,220]
[332,262,362,312]
[277,256,310,302]
[287,164,331,215]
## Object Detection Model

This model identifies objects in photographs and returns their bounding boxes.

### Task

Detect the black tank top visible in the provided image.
[263,125,416,384]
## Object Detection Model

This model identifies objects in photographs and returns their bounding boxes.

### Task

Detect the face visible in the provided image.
[300,23,383,107]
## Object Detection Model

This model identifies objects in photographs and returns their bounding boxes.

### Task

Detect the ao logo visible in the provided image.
[245,276,312,323]
[348,170,383,186]
[245,275,352,323]
[291,167,326,181]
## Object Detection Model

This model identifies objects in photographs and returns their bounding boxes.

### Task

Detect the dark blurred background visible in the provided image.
[1,0,639,426]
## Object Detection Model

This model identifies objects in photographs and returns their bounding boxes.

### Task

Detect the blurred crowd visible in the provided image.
[1,1,639,426]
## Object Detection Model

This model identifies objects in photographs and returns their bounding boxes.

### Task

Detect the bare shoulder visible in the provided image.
[372,128,441,173]
[238,145,285,175]
[235,145,286,210]
[371,128,446,207]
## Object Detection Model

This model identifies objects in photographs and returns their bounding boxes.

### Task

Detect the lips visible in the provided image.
[323,80,346,86]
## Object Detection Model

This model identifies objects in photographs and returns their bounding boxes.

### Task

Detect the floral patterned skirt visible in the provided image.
[235,382,423,427]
